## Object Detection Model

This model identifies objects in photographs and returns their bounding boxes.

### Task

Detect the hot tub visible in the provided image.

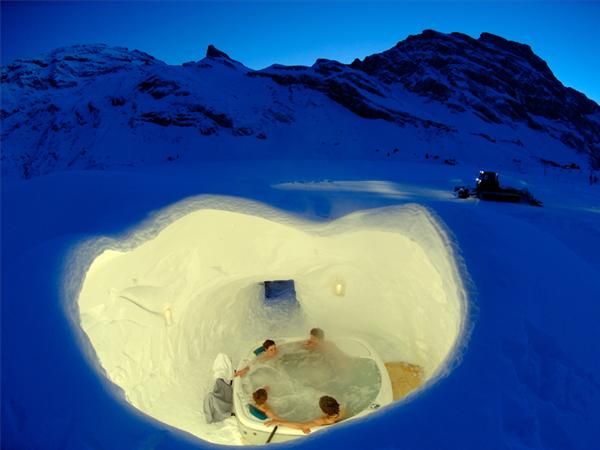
[233,337,393,445]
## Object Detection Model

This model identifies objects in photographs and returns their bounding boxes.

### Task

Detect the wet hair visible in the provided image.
[253,388,268,405]
[310,328,324,340]
[319,396,340,416]
[263,339,276,350]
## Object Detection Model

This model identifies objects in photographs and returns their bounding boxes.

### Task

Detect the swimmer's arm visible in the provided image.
[310,416,337,426]
[301,414,341,428]
[266,419,312,434]
[235,354,264,377]
[260,404,282,421]
[267,416,333,434]
[234,366,249,377]
[235,350,277,377]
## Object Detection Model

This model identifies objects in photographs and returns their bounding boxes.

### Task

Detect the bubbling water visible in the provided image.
[241,342,381,422]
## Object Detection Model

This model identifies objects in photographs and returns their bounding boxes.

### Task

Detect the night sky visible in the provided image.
[2,1,599,102]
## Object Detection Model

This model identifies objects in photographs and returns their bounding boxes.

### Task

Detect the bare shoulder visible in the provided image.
[317,414,339,426]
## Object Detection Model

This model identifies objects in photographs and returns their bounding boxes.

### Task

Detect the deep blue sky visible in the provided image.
[2,1,599,102]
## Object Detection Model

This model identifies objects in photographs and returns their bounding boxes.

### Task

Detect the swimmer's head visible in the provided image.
[308,328,324,345]
[253,388,268,405]
[319,396,340,417]
[263,339,277,355]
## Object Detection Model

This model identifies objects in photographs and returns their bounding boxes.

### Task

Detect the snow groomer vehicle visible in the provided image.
[455,170,542,206]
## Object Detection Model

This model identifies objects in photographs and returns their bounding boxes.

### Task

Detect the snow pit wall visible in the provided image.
[76,198,467,445]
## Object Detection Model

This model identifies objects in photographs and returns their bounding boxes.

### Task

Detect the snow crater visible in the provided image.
[77,198,467,444]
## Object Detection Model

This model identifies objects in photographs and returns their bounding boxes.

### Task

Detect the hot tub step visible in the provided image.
[384,362,424,400]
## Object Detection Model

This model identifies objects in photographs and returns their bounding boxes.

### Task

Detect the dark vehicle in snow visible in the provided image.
[455,171,542,206]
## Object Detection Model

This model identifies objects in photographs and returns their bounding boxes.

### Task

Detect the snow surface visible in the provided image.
[77,198,465,444]
[2,159,600,449]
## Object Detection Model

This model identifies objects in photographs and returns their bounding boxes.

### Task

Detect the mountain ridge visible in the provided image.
[2,30,598,178]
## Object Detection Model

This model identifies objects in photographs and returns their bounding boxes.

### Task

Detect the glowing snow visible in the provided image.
[77,198,466,445]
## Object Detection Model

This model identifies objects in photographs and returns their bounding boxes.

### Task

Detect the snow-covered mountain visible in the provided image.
[1,30,599,178]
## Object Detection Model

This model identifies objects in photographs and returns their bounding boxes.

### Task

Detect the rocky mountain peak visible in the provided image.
[349,30,598,152]
[1,44,162,90]
[477,32,552,77]
[194,44,248,71]
[205,45,232,60]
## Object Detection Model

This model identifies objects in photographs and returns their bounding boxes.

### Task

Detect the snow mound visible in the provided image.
[76,197,467,444]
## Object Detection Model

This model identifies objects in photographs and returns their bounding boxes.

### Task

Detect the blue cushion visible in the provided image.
[248,404,268,420]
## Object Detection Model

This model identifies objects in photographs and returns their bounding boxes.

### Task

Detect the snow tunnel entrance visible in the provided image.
[263,280,299,309]
[76,201,467,445]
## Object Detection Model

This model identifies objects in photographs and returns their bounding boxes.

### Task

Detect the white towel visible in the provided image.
[212,353,234,383]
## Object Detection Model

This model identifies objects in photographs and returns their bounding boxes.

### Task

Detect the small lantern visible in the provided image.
[334,279,345,297]
[163,304,173,326]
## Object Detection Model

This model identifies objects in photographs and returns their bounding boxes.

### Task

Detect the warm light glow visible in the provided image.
[334,280,345,296]
[163,305,173,326]
[77,201,466,445]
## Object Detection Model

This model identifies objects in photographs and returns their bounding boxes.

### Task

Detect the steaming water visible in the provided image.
[240,342,381,422]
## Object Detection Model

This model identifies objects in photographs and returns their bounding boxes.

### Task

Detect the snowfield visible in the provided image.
[2,159,599,449]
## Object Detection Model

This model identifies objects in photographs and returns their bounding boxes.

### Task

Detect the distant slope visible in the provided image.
[1,31,599,178]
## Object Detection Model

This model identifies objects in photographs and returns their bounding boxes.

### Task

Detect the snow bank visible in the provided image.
[76,196,467,444]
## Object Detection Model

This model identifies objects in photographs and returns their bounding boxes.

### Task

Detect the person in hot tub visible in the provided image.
[234,339,278,378]
[266,395,343,434]
[304,328,352,372]
[248,387,282,421]
[304,328,347,357]
[304,328,333,350]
